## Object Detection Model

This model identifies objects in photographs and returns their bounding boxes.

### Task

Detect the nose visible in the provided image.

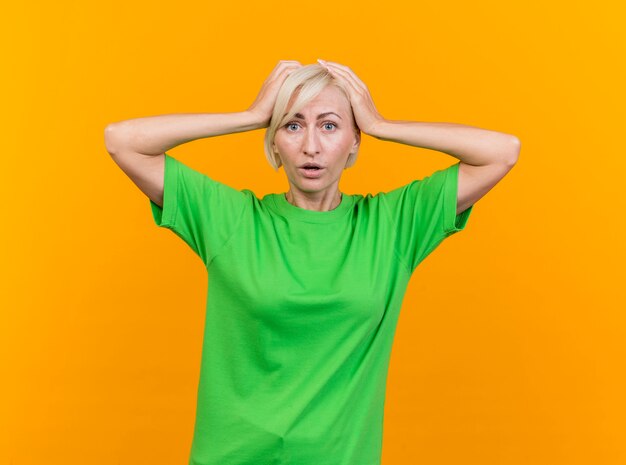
[302,126,321,155]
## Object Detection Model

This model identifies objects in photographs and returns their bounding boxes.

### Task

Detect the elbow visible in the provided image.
[104,123,128,156]
[505,135,521,166]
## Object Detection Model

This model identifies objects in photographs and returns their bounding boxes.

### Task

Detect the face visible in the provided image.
[272,85,360,197]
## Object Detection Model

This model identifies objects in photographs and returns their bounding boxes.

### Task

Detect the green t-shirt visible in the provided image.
[149,153,473,465]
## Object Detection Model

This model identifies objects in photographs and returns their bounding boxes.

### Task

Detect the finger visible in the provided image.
[322,62,363,88]
[270,60,302,77]
[325,62,365,85]
[324,64,364,99]
[271,63,302,82]
[322,65,355,95]
[321,60,349,71]
[281,64,302,79]
[279,60,302,69]
[325,63,367,92]
[321,61,357,79]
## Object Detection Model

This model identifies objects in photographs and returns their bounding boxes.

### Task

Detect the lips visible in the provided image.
[299,166,324,178]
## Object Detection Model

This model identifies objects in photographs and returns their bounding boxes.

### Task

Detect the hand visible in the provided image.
[247,60,303,128]
[317,59,386,136]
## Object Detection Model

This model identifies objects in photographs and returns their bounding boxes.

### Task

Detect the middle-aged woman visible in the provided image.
[104,59,520,465]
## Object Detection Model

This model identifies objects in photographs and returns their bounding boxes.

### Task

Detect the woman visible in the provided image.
[104,59,520,465]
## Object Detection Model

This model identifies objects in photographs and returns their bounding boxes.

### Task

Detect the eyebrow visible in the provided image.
[283,112,343,120]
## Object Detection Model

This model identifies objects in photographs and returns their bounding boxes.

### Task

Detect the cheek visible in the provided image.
[332,137,355,157]
[275,136,298,152]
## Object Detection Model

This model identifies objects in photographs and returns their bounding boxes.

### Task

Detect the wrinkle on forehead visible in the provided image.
[284,85,350,116]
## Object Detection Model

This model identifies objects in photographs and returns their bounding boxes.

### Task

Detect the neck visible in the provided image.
[285,190,343,212]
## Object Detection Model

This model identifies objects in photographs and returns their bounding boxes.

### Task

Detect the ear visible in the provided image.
[352,129,361,152]
[273,147,282,164]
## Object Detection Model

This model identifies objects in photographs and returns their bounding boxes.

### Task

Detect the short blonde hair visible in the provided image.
[264,64,360,172]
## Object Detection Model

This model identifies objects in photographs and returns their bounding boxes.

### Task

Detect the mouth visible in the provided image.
[299,166,325,178]
[300,162,323,169]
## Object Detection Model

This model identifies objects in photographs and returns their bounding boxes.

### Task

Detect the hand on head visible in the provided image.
[316,59,385,136]
[247,60,303,128]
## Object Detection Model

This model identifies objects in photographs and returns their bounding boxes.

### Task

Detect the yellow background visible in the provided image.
[2,0,625,464]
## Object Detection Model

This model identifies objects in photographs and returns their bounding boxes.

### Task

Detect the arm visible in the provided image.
[315,60,521,215]
[104,110,265,156]
[369,120,521,215]
[369,120,520,167]
[103,111,265,208]
[104,61,303,210]
[104,60,303,156]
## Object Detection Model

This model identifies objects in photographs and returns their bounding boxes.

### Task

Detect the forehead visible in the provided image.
[289,86,350,117]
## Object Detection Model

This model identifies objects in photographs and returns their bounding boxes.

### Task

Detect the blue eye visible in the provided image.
[284,121,338,132]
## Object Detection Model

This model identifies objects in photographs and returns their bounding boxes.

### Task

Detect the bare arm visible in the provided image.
[102,111,266,208]
[103,60,303,208]
[370,119,520,215]
[370,120,519,166]
[317,60,521,217]
[104,111,265,156]
[104,59,304,155]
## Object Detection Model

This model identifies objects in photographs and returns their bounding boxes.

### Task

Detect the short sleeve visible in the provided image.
[380,162,473,273]
[149,153,249,266]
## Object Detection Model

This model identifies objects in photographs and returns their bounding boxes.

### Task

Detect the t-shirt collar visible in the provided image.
[267,191,355,223]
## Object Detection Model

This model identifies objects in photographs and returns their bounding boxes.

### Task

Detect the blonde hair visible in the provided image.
[264,64,360,172]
